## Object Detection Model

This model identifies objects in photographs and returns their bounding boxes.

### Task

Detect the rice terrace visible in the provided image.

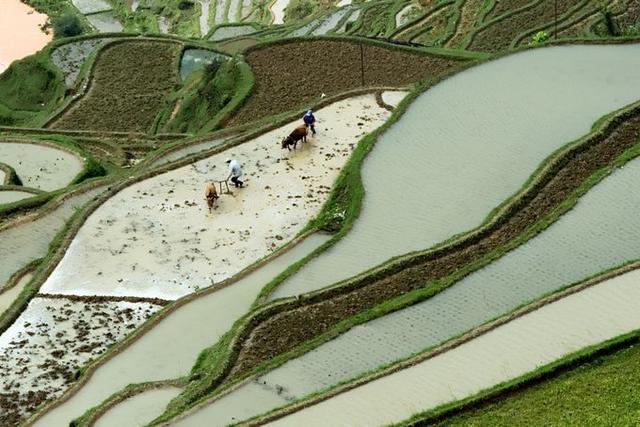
[2,0,640,426]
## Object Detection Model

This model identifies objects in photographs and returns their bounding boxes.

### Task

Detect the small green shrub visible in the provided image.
[52,13,83,38]
[530,31,549,45]
[623,24,640,36]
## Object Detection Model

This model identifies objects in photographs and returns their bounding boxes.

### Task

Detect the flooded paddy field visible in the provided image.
[39,95,389,300]
[269,44,640,301]
[94,386,182,427]
[0,186,106,289]
[86,12,124,33]
[51,39,113,87]
[33,234,329,427]
[270,0,292,24]
[209,25,257,41]
[194,152,640,424]
[267,267,640,426]
[380,90,408,108]
[0,142,84,191]
[71,0,112,15]
[0,273,33,316]
[0,190,36,205]
[180,49,228,80]
[0,297,161,424]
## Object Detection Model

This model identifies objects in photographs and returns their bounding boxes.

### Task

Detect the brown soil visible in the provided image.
[220,107,640,383]
[470,0,585,51]
[616,0,640,30]
[49,40,181,133]
[229,39,465,125]
[485,0,539,22]
[36,293,172,306]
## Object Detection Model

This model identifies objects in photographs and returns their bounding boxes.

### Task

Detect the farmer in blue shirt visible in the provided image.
[303,110,316,135]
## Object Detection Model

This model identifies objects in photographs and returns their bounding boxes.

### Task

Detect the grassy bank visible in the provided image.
[0,53,65,127]
[164,57,254,134]
[421,339,640,426]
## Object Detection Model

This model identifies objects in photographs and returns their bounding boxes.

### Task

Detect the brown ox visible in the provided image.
[281,124,308,150]
[204,182,219,213]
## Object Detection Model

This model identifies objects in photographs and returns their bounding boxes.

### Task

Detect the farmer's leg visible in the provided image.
[311,124,316,134]
[231,176,239,187]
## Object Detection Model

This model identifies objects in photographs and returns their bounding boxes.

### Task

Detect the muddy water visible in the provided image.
[94,387,182,427]
[0,273,32,315]
[0,297,161,422]
[310,8,351,35]
[39,96,388,299]
[176,154,640,426]
[0,142,83,191]
[0,169,5,183]
[33,233,329,427]
[0,0,51,72]
[209,25,256,41]
[199,0,210,36]
[381,90,409,108]
[87,12,124,33]
[0,186,106,289]
[180,49,227,80]
[71,0,112,14]
[335,8,360,33]
[0,189,35,204]
[214,0,226,24]
[270,0,291,24]
[269,269,640,426]
[269,44,640,301]
[227,0,240,22]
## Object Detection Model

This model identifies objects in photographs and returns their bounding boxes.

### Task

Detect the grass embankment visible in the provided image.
[164,57,254,134]
[422,340,640,426]
[0,54,65,127]
[156,101,640,422]
[49,40,181,133]
[230,38,474,125]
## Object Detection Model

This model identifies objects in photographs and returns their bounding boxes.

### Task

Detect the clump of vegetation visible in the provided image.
[431,342,640,426]
[51,13,83,37]
[0,55,62,111]
[0,54,64,126]
[530,30,549,44]
[284,0,319,22]
[623,24,640,36]
[601,5,619,36]
[50,41,181,133]
[166,58,253,134]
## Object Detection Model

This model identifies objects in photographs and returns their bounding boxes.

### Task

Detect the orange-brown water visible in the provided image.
[0,0,52,72]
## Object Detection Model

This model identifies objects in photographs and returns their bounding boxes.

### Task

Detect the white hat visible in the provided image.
[225,158,231,163]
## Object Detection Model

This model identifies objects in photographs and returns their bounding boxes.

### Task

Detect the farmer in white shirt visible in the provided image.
[226,158,244,188]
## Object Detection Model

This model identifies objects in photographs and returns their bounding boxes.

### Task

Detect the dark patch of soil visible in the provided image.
[49,40,181,132]
[230,39,464,125]
[225,108,640,381]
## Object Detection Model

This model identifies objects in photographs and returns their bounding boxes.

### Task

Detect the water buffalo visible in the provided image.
[281,124,308,150]
[204,182,219,213]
